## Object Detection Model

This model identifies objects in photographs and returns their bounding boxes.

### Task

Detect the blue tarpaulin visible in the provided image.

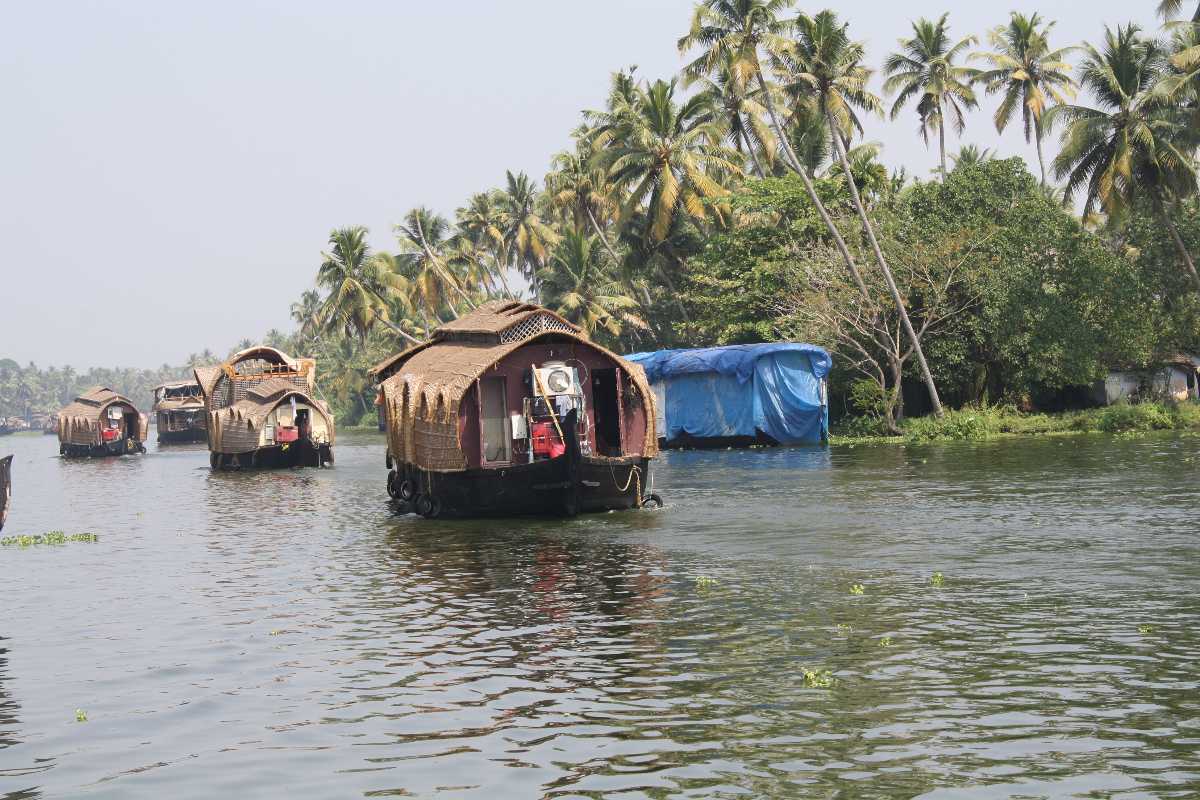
[625,344,831,445]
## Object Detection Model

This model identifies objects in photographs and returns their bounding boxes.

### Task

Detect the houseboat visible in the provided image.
[626,343,832,448]
[370,300,660,518]
[56,387,148,457]
[195,346,334,470]
[152,379,207,443]
[0,454,11,533]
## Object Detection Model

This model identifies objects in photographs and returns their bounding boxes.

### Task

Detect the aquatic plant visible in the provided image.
[931,572,945,588]
[1138,624,1155,635]
[835,623,854,633]
[800,667,835,688]
[879,636,893,647]
[75,709,88,723]
[2,532,99,548]
[849,584,865,596]
[694,576,719,589]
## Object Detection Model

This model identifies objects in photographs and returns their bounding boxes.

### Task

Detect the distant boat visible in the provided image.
[371,300,660,518]
[625,343,832,448]
[195,346,334,470]
[56,387,148,457]
[0,454,11,533]
[152,380,207,443]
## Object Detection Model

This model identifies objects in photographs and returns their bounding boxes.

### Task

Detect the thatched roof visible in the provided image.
[229,345,296,367]
[58,387,140,420]
[369,301,581,381]
[154,379,199,391]
[208,387,335,454]
[194,366,223,397]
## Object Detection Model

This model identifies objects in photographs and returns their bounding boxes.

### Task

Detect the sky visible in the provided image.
[0,0,1166,370]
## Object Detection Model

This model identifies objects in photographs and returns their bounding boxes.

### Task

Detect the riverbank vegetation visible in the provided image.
[3,2,1199,430]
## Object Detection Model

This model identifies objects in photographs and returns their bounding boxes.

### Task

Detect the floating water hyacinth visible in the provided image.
[879,636,893,647]
[2,532,99,548]
[1138,625,1155,635]
[931,572,945,588]
[800,667,835,688]
[849,584,865,596]
[694,576,719,589]
[835,623,853,633]
[75,709,88,723]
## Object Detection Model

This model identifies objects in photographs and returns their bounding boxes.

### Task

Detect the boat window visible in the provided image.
[480,377,511,464]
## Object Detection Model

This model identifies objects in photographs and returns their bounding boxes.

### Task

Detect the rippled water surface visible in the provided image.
[1,430,1199,799]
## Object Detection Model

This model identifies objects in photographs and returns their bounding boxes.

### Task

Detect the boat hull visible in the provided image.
[60,440,146,458]
[158,427,208,444]
[0,454,11,533]
[389,455,652,518]
[209,440,333,470]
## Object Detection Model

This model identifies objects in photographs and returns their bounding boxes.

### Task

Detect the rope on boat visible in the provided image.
[611,464,642,508]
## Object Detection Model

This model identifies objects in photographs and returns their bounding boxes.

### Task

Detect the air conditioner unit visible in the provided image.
[534,362,582,397]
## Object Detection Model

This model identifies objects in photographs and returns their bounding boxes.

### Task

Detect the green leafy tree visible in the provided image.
[538,228,647,346]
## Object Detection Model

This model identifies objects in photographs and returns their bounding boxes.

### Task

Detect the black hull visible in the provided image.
[158,428,208,444]
[0,454,11,533]
[390,455,652,518]
[61,440,146,458]
[210,441,333,470]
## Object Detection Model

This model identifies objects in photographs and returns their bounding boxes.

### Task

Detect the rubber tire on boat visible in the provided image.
[414,494,441,518]
[210,452,221,470]
[641,493,663,509]
[397,479,416,502]
[386,470,398,498]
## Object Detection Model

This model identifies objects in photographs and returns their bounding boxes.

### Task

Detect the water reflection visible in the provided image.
[0,431,1198,798]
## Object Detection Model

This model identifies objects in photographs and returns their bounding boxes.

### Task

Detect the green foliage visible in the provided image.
[800,667,836,688]
[931,572,945,588]
[849,584,865,596]
[2,531,99,547]
[1094,403,1176,433]
[75,709,88,723]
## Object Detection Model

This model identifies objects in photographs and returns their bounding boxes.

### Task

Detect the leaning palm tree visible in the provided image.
[883,13,979,181]
[394,207,478,319]
[545,138,624,266]
[972,12,1076,183]
[538,228,647,345]
[1051,24,1200,290]
[315,227,402,344]
[456,191,515,298]
[591,78,742,244]
[677,0,805,173]
[785,9,945,415]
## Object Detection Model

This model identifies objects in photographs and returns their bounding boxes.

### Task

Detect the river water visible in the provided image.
[1,430,1198,798]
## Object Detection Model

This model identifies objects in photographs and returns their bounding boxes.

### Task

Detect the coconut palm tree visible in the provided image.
[696,53,778,175]
[498,171,558,297]
[456,191,515,298]
[950,144,996,171]
[545,138,626,269]
[315,227,401,344]
[677,0,806,173]
[1051,24,1199,290]
[785,9,945,415]
[971,12,1076,184]
[394,207,478,317]
[538,228,647,345]
[883,13,979,181]
[1158,0,1200,22]
[591,78,741,244]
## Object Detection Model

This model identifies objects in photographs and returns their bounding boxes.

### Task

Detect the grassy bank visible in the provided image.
[831,402,1200,445]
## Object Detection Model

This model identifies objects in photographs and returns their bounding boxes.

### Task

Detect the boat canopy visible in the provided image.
[56,387,148,446]
[625,343,831,445]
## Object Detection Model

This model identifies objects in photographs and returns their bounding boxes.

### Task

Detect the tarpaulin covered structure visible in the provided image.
[625,343,831,446]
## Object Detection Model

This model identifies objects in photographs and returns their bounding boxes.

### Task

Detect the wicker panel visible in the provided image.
[498,313,578,343]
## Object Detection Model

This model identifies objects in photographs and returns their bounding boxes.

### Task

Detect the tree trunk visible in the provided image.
[371,308,424,346]
[737,117,765,177]
[756,71,807,174]
[415,216,478,311]
[1034,124,1047,185]
[1164,208,1200,292]
[938,117,947,183]
[826,107,945,417]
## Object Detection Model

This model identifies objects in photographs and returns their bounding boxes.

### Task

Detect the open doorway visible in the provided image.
[593,368,621,456]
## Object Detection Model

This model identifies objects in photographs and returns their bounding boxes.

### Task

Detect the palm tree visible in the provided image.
[883,13,979,181]
[972,13,1076,184]
[290,289,323,342]
[456,191,515,298]
[1158,0,1200,22]
[950,144,996,171]
[394,207,475,321]
[545,139,625,268]
[677,0,805,173]
[697,53,778,175]
[1051,24,1200,290]
[785,10,945,415]
[498,171,558,297]
[316,227,405,344]
[591,78,741,244]
[538,228,647,345]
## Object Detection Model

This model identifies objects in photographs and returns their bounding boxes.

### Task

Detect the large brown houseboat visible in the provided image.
[57,387,148,457]
[152,380,207,443]
[371,300,660,518]
[0,454,11,533]
[195,346,334,470]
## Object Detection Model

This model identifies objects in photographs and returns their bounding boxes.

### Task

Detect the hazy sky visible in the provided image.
[0,0,1164,369]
